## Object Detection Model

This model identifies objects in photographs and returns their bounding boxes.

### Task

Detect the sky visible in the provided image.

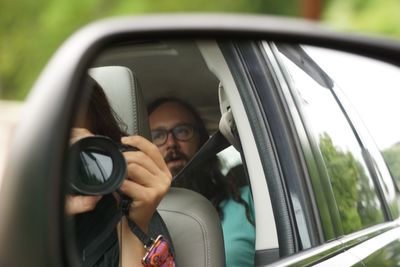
[305,46,400,150]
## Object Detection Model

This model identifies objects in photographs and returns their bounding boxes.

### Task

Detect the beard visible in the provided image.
[164,149,190,176]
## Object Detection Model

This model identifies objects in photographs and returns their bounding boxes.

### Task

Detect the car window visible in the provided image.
[79,40,258,266]
[278,50,386,234]
[304,47,400,218]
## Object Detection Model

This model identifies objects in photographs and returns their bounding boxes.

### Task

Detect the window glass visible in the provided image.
[279,52,385,234]
[306,47,400,218]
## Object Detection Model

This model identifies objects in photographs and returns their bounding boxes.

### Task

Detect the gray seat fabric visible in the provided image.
[89,66,150,138]
[89,66,226,267]
[158,188,225,267]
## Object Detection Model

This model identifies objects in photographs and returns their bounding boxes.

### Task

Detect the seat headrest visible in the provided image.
[89,66,151,139]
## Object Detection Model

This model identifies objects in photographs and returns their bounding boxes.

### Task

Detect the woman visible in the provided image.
[66,77,174,267]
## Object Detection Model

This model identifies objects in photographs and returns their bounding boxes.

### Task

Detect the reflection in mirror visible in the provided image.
[65,38,400,266]
[66,40,258,267]
[303,46,400,217]
[67,136,133,195]
[78,150,112,184]
[275,43,400,234]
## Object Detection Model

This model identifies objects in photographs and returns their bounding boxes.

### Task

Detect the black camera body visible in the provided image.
[118,143,137,153]
[67,136,137,195]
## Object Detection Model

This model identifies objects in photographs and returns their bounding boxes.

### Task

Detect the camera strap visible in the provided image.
[77,192,176,267]
[120,195,153,248]
[119,194,176,267]
[78,195,122,267]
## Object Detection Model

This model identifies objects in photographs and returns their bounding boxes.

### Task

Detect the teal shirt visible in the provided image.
[219,186,255,267]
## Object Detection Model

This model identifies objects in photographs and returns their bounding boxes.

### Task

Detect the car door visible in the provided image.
[215,39,400,266]
[219,40,343,265]
[234,40,400,265]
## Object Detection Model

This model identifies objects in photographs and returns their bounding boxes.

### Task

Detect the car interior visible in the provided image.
[68,39,272,265]
[88,65,226,266]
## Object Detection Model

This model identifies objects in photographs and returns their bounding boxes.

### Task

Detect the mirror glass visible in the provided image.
[65,38,400,266]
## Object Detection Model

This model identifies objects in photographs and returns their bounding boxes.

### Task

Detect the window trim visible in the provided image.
[273,221,400,266]
[261,42,324,248]
[329,78,399,220]
[219,40,298,256]
[271,42,343,240]
[197,40,279,251]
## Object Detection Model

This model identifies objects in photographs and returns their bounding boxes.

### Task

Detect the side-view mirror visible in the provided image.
[1,14,400,267]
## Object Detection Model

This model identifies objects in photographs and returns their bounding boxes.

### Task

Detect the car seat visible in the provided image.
[89,66,226,267]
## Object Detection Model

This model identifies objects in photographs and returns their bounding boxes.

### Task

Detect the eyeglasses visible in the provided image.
[151,123,196,146]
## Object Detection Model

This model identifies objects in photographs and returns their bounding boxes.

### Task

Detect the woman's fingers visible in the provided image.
[119,179,161,203]
[118,135,172,231]
[121,136,169,174]
[65,195,102,215]
[66,129,100,216]
[70,128,94,144]
[122,135,172,185]
[123,150,163,177]
[125,161,170,192]
[119,180,165,231]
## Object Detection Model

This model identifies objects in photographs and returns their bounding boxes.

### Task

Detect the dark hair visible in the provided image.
[148,97,254,225]
[85,77,127,141]
[147,97,209,145]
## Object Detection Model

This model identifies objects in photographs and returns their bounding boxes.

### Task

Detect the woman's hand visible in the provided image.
[65,195,102,216]
[65,127,102,216]
[70,128,94,144]
[118,135,172,233]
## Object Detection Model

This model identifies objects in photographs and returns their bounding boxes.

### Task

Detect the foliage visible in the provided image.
[323,0,400,38]
[383,142,400,187]
[0,0,298,100]
[319,133,384,234]
[1,0,399,100]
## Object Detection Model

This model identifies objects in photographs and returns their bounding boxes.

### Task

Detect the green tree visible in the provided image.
[0,0,299,100]
[2,0,400,100]
[319,133,384,234]
[323,0,400,38]
[383,142,400,187]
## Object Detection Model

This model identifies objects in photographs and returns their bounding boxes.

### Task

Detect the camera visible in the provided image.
[67,136,137,195]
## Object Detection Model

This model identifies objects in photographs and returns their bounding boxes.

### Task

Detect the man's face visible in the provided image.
[149,102,201,175]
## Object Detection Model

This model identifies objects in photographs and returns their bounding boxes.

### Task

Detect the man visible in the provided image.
[148,98,207,176]
[148,97,255,267]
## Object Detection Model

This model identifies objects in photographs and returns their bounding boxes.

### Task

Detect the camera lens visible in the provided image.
[77,149,113,185]
[67,136,127,195]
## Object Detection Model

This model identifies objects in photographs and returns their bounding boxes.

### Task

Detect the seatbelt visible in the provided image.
[173,130,230,182]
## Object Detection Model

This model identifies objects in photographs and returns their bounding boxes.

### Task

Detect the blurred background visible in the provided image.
[1,0,400,100]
